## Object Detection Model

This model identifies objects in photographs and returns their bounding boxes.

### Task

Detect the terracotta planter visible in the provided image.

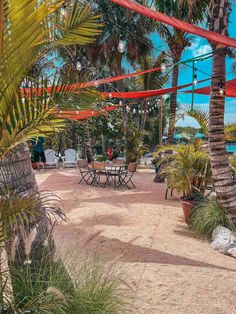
[181,200,195,222]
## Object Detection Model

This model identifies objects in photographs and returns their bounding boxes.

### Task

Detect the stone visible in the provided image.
[226,247,236,258]
[211,225,236,255]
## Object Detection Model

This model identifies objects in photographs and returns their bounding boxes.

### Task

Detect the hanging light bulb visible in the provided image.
[133,108,136,114]
[61,5,67,17]
[119,100,123,106]
[118,35,126,53]
[161,52,167,73]
[138,109,141,114]
[94,81,99,88]
[76,59,82,71]
[109,93,112,99]
[218,79,224,96]
[91,111,94,114]
[193,68,198,86]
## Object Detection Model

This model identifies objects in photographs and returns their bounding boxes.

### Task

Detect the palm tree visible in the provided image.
[153,0,209,141]
[0,0,102,191]
[0,0,102,283]
[207,0,236,220]
[89,0,154,150]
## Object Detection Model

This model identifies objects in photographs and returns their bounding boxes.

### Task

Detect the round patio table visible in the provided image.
[105,164,127,188]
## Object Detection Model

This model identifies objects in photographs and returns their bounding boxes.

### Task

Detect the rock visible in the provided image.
[226,247,236,258]
[211,226,236,256]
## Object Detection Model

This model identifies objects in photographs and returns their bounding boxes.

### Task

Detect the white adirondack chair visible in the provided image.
[44,149,59,168]
[63,149,77,168]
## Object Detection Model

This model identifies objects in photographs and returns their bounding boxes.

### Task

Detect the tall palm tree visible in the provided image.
[89,0,154,148]
[0,0,103,278]
[153,0,209,141]
[207,0,236,220]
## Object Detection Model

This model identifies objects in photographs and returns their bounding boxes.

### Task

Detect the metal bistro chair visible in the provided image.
[78,160,95,185]
[92,162,110,187]
[119,162,137,189]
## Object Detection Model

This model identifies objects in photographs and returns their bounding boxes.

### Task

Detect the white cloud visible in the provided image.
[187,38,212,57]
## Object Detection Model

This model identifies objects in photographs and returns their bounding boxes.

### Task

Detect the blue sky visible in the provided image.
[150,4,236,128]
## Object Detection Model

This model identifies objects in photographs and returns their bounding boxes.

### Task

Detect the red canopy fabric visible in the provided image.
[20,65,168,97]
[98,79,209,99]
[185,78,236,97]
[56,105,119,121]
[111,0,236,49]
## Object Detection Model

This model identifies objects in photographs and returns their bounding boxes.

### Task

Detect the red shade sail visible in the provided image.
[56,105,119,121]
[111,0,236,49]
[20,65,168,97]
[99,79,209,99]
[185,78,236,97]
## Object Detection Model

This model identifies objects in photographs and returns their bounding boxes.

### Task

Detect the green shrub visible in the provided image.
[10,253,131,314]
[189,198,236,237]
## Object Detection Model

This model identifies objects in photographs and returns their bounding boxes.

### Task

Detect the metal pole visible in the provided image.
[159,99,163,145]
[191,61,195,111]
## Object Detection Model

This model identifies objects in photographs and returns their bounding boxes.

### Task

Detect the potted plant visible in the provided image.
[155,140,212,222]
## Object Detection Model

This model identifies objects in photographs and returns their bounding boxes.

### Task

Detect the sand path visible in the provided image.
[37,168,236,314]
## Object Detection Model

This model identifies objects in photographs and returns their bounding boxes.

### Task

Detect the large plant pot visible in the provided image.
[181,200,195,223]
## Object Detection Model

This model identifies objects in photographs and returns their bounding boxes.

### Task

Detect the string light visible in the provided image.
[109,93,112,99]
[133,108,136,114]
[118,35,126,53]
[161,52,167,73]
[61,5,67,17]
[218,79,224,96]
[119,100,123,106]
[76,59,82,71]
[193,68,198,86]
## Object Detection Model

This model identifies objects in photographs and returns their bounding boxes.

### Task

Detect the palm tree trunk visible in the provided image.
[82,119,94,163]
[140,99,147,131]
[168,58,180,142]
[208,0,236,220]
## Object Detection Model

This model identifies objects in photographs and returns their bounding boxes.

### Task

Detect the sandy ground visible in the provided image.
[36,168,236,314]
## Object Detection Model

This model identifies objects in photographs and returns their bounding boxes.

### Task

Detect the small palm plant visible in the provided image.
[155,140,212,199]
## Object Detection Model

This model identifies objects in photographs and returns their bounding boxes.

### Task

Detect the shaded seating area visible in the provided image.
[77,160,138,189]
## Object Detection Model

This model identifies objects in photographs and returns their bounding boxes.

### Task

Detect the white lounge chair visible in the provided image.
[45,149,59,168]
[63,149,77,168]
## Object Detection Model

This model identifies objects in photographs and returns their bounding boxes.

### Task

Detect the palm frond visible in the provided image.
[186,109,209,136]
[55,2,103,46]
[0,189,66,243]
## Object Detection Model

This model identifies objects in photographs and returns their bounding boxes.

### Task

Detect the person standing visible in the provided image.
[31,136,46,170]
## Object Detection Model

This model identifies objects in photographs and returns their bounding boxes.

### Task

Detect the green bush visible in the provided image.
[189,198,236,237]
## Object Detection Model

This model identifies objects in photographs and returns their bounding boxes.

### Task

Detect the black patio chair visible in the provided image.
[119,162,137,189]
[78,160,95,185]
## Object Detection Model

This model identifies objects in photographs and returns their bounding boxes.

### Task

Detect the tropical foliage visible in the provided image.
[0,0,103,158]
[186,108,236,141]
[155,141,212,199]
